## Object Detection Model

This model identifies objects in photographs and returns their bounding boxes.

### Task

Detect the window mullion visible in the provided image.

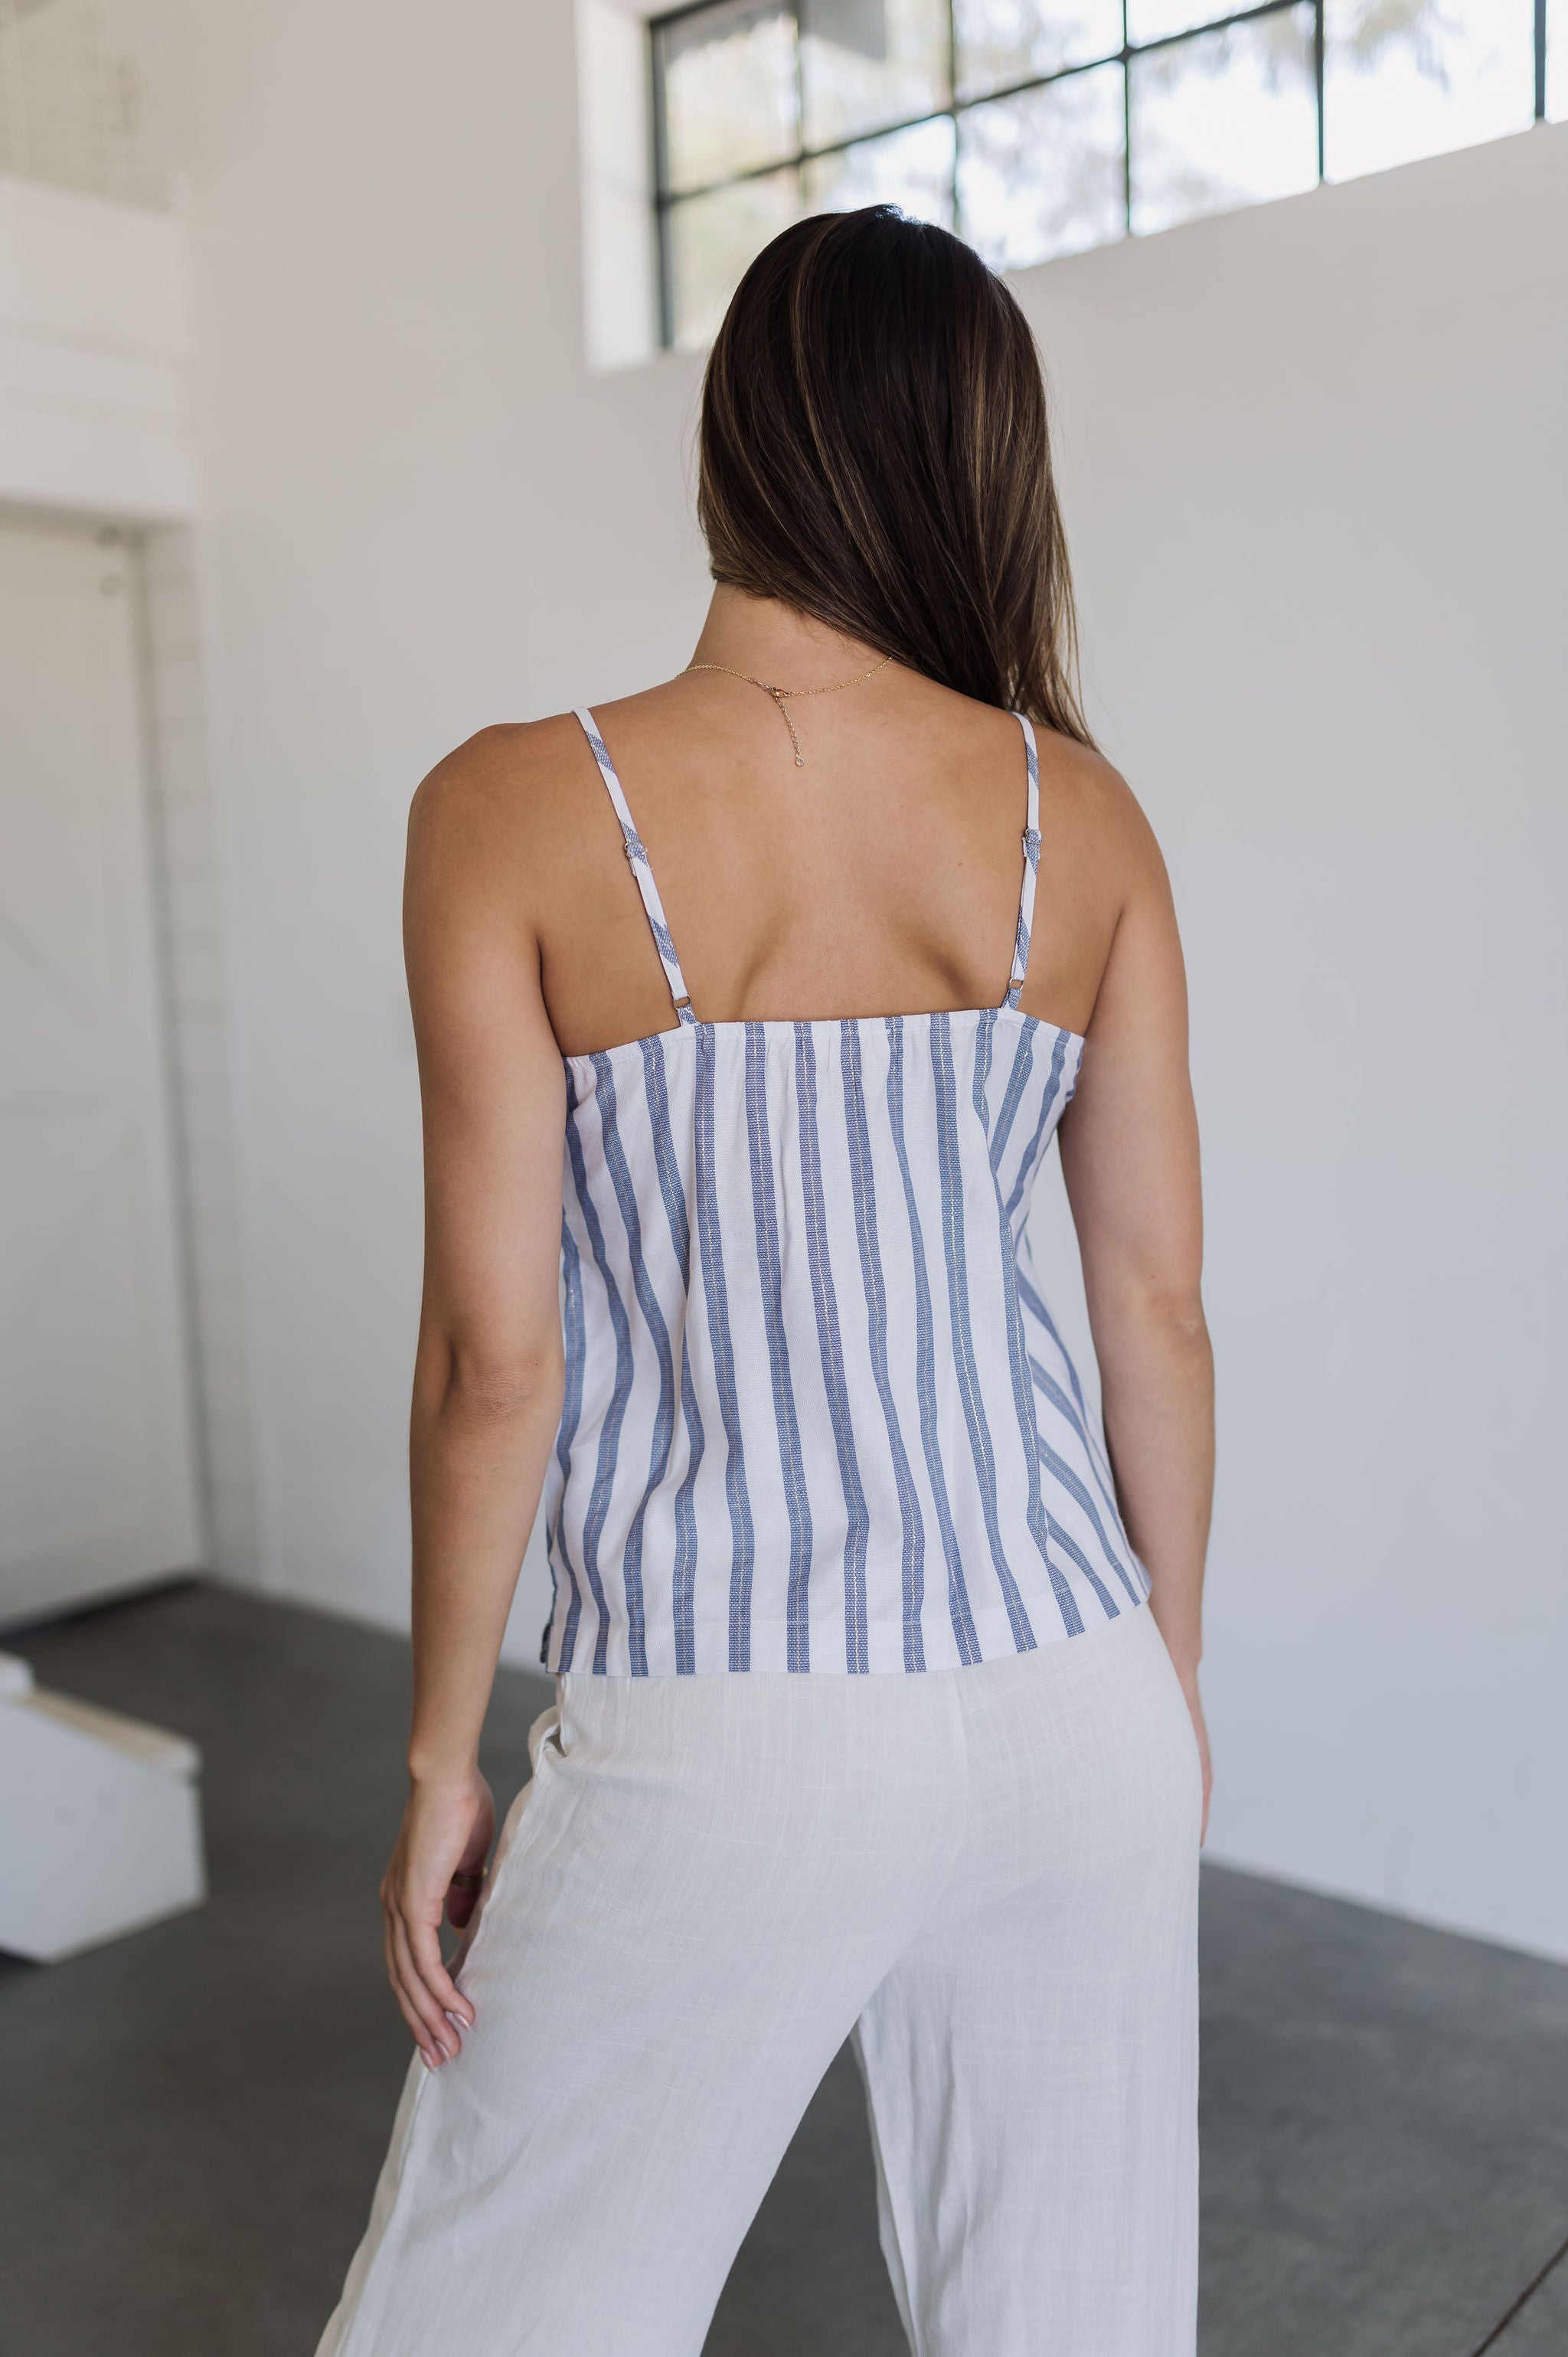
[947,0,960,233]
[1122,0,1132,237]
[650,21,675,349]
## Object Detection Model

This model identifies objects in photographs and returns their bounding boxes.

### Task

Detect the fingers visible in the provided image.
[383,1901,475,2069]
[407,1909,475,2035]
[383,1910,443,2067]
[384,1911,451,2067]
[391,1915,461,2067]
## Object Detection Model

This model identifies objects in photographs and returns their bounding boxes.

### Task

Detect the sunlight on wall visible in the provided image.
[579,0,659,369]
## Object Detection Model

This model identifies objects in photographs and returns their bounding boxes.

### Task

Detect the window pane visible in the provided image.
[955,0,1124,102]
[1129,7,1318,238]
[800,0,951,147]
[658,1,800,196]
[1552,0,1568,119]
[1127,0,1240,44]
[668,168,803,349]
[802,114,957,221]
[1324,0,1536,181]
[959,64,1127,265]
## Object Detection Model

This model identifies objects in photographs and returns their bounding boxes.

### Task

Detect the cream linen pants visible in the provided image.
[316,1602,1200,2357]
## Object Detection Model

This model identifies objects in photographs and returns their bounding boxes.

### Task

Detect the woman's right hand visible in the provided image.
[380,1770,493,2068]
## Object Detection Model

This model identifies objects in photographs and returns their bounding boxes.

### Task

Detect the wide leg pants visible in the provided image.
[315,1603,1200,2357]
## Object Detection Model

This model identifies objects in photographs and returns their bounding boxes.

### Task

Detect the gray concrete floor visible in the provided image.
[4,1581,1566,2356]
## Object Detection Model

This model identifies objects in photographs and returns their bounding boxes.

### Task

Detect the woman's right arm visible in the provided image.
[381,729,568,2069]
[1057,798,1215,1836]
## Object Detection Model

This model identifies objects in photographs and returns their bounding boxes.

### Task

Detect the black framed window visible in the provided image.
[652,0,1558,348]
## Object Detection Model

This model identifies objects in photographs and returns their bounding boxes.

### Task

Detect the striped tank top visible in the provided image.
[541,706,1149,1677]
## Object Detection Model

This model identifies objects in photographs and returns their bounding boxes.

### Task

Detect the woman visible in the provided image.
[318,205,1213,2357]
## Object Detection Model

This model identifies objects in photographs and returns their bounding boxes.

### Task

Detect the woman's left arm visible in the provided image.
[381,729,567,2071]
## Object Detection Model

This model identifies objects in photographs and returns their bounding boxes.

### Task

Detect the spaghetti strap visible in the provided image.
[1004,711,1041,1012]
[574,708,697,1026]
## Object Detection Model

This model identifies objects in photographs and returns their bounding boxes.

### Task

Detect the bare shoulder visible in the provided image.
[404,711,615,914]
[409,714,590,845]
[1034,724,1170,910]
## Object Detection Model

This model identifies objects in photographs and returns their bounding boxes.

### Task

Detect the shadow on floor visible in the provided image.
[4,1582,1566,2355]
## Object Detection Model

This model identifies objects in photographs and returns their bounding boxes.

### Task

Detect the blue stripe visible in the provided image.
[1031,1355,1132,1546]
[1043,1502,1121,1620]
[843,1024,925,1670]
[979,1037,1086,1642]
[1020,1273,1146,1610]
[1002,1025,1069,1226]
[549,1211,588,1671]
[1025,1348,1138,1593]
[746,1025,815,1671]
[564,1090,638,1672]
[988,1019,1035,1176]
[1017,1263,1122,1502]
[795,1025,871,1673]
[972,1004,996,1123]
[648,913,681,972]
[1035,1432,1139,1609]
[886,1020,978,1665]
[641,1035,706,1673]
[930,1012,1037,1654]
[591,1051,677,1677]
[694,1027,754,1669]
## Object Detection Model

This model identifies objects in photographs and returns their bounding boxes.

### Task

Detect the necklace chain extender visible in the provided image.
[684,651,894,767]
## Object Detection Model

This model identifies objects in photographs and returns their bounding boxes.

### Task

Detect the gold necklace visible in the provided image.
[684,650,894,767]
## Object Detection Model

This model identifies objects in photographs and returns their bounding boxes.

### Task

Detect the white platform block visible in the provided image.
[0,1651,206,1961]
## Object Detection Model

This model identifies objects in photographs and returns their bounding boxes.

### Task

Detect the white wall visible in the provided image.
[136,522,266,1588]
[118,1,1567,1955]
[1020,128,1568,1960]
[0,171,195,517]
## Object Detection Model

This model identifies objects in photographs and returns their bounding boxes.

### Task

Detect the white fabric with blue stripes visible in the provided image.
[542,706,1150,1676]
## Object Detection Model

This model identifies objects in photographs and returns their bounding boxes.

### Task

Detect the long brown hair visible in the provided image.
[697,205,1093,746]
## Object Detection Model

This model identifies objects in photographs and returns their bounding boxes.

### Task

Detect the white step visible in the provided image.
[0,1649,206,1961]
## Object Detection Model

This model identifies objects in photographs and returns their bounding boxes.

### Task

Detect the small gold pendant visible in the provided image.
[769,687,805,767]
[684,650,892,771]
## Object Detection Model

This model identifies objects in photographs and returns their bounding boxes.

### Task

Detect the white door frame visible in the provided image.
[0,503,265,1628]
